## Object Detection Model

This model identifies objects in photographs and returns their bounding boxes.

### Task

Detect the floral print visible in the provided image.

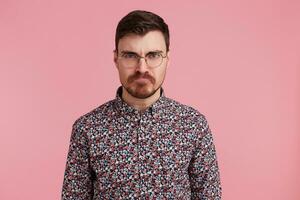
[62,86,222,199]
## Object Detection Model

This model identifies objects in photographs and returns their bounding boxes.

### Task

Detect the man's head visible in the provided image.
[114,10,170,99]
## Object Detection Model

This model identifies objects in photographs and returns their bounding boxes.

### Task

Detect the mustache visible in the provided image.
[128,72,155,84]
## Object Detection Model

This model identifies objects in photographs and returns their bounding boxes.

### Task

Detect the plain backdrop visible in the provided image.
[1,0,299,199]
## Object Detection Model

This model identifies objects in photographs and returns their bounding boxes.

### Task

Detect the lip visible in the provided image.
[134,77,150,83]
[135,77,149,81]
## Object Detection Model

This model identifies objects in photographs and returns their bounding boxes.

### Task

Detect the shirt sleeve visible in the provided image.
[61,119,94,200]
[188,115,222,200]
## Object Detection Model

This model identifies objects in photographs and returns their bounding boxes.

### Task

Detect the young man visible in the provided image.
[62,10,222,199]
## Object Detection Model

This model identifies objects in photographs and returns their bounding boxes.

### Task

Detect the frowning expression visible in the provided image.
[114,30,170,99]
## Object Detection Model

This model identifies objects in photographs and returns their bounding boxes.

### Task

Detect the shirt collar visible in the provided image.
[114,86,166,119]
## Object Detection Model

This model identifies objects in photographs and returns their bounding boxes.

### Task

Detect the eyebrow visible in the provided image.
[120,50,164,56]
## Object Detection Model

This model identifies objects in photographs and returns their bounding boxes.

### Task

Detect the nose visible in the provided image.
[136,57,148,73]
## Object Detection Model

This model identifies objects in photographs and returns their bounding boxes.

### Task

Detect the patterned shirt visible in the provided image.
[62,86,222,200]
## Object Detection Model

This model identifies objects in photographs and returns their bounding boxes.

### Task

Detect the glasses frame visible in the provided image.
[116,50,168,69]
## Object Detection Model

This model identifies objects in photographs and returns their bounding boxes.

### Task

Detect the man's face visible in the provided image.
[114,30,170,99]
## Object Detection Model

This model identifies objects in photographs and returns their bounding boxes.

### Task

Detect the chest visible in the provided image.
[88,119,196,175]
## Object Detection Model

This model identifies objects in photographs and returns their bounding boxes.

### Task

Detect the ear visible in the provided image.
[166,50,170,68]
[113,50,118,68]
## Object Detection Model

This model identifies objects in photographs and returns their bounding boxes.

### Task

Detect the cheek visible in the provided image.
[152,69,166,86]
[118,68,131,82]
[157,67,167,79]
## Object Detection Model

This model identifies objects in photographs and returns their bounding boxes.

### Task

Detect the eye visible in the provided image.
[122,53,138,59]
[147,52,159,59]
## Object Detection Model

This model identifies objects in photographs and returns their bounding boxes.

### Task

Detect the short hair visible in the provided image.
[115,10,170,52]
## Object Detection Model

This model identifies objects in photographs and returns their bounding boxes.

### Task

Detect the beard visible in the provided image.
[122,72,162,99]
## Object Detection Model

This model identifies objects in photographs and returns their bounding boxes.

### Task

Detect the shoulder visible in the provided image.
[164,97,207,120]
[71,99,116,132]
[163,97,210,134]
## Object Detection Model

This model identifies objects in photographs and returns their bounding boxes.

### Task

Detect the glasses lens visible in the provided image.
[146,54,163,68]
[125,58,137,68]
[119,54,138,68]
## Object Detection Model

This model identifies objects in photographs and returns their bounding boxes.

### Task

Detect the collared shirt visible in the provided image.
[62,86,222,200]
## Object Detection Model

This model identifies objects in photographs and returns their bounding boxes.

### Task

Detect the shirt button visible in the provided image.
[134,193,140,198]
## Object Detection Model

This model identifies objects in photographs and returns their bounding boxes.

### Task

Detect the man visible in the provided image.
[62,10,222,199]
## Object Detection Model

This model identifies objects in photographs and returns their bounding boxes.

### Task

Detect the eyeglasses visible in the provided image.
[117,51,168,69]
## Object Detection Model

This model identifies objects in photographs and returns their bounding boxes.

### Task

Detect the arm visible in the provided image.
[61,119,94,200]
[188,116,222,200]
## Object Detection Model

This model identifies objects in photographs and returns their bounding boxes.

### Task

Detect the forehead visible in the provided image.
[118,30,166,53]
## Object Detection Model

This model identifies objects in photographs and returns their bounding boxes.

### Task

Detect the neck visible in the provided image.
[121,87,161,112]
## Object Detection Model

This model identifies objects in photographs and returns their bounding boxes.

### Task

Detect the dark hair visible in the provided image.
[115,10,170,52]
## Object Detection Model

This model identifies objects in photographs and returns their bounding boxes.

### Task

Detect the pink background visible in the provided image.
[1,0,299,199]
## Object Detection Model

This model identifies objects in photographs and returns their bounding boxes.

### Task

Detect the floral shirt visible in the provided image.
[62,86,222,199]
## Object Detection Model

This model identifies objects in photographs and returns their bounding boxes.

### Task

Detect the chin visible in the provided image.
[133,87,154,99]
[126,83,158,99]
